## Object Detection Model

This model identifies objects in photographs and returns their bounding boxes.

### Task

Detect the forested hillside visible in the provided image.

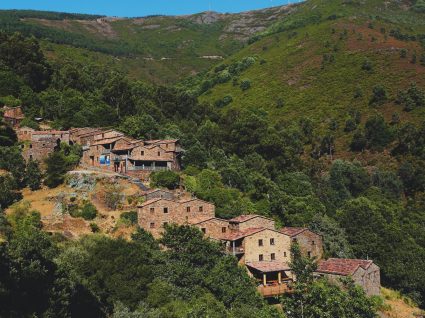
[0,6,297,83]
[0,0,425,316]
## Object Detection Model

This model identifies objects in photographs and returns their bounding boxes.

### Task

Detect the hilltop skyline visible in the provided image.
[0,0,303,17]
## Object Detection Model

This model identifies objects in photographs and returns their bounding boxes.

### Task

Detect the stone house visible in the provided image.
[315,258,381,296]
[189,216,229,240]
[221,227,293,297]
[80,133,182,179]
[137,197,215,238]
[17,127,35,141]
[229,214,276,231]
[280,227,323,260]
[2,106,24,128]
[69,128,103,146]
[22,130,70,161]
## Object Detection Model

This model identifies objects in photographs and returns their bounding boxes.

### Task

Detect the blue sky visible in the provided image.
[0,0,301,17]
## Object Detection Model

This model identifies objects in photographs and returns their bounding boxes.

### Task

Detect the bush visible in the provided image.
[240,79,251,91]
[370,85,388,105]
[90,222,100,233]
[80,202,97,220]
[120,211,137,225]
[25,159,42,191]
[397,83,425,111]
[344,118,357,132]
[150,170,180,190]
[362,59,373,71]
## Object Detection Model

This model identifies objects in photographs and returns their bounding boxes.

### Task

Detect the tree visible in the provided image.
[44,152,68,188]
[150,170,180,190]
[119,115,159,140]
[0,174,21,209]
[25,159,42,191]
[369,85,388,105]
[364,115,393,150]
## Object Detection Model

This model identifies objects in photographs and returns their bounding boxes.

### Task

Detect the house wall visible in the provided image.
[293,230,323,260]
[178,199,215,217]
[31,131,70,144]
[22,139,57,161]
[319,263,380,296]
[93,130,123,141]
[243,230,291,264]
[194,218,229,240]
[130,145,174,162]
[230,217,275,232]
[137,199,215,238]
[17,127,34,141]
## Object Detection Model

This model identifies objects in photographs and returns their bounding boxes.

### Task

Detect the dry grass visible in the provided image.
[380,288,424,318]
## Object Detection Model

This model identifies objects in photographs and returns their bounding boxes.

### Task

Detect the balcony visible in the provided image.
[257,283,292,297]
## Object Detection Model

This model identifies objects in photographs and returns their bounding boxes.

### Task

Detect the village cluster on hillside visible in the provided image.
[3,105,381,298]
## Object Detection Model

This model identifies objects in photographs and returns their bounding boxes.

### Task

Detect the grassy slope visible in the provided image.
[6,6,296,83]
[198,0,425,157]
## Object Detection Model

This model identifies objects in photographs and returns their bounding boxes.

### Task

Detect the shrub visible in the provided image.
[240,79,251,91]
[400,48,408,58]
[80,202,97,220]
[214,95,233,108]
[90,222,100,233]
[369,85,388,105]
[120,211,138,225]
[344,118,357,132]
[362,59,373,71]
[397,83,425,111]
[350,130,367,151]
[151,170,180,190]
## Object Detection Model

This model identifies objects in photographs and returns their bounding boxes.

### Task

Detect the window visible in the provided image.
[292,238,297,243]
[29,144,32,149]
[199,206,203,212]
[201,228,206,234]
[29,155,33,160]
[186,206,191,212]
[271,253,276,260]
[163,222,168,226]
[259,254,264,261]
[270,238,275,245]
[308,251,312,258]
[141,151,144,156]
[150,207,155,213]
[222,227,227,233]
[150,222,155,228]
[163,207,168,214]
[312,240,315,245]
[258,239,263,247]
[157,151,161,156]
[166,144,169,148]
[284,252,287,257]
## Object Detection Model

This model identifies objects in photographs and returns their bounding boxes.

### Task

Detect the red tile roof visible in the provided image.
[229,214,271,223]
[316,258,373,276]
[246,261,291,273]
[280,227,308,237]
[179,198,212,205]
[188,216,216,225]
[145,139,178,144]
[137,197,175,207]
[221,227,265,241]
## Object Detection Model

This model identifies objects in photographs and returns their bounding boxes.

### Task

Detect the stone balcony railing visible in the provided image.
[257,283,292,297]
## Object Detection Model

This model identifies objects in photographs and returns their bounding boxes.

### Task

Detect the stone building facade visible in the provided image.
[17,127,35,141]
[189,217,230,240]
[142,189,175,201]
[229,215,275,232]
[22,130,70,162]
[315,258,381,296]
[2,106,24,128]
[137,197,215,238]
[280,227,323,260]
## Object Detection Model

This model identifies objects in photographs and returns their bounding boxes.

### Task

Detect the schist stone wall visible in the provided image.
[293,230,324,260]
[243,230,291,264]
[230,216,276,232]
[138,198,215,238]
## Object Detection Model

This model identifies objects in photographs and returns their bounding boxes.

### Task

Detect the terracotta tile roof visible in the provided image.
[188,216,216,225]
[316,258,373,276]
[92,136,124,146]
[280,227,308,237]
[221,227,265,241]
[137,197,175,207]
[229,214,271,223]
[32,130,69,135]
[246,261,291,273]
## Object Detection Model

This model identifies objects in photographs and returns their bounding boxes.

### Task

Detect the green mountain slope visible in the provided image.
[0,6,297,84]
[192,0,425,154]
